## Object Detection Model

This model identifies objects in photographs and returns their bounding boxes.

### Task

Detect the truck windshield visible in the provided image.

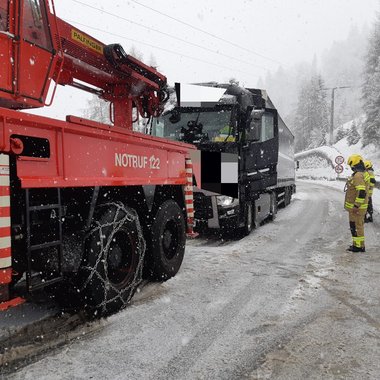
[152,109,234,143]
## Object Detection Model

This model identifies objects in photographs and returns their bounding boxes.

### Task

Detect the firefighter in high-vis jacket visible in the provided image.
[344,154,369,252]
[364,160,376,223]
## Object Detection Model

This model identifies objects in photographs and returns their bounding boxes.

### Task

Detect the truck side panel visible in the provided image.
[277,114,295,187]
[0,110,193,189]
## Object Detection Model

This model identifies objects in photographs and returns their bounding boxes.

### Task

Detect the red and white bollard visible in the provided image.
[0,154,24,311]
[185,158,198,238]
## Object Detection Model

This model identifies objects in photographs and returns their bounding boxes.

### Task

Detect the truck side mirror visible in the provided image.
[251,109,264,120]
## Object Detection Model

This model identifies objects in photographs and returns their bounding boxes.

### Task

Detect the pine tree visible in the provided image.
[293,84,311,151]
[335,125,347,142]
[362,12,380,146]
[83,96,109,124]
[148,53,158,69]
[347,120,361,146]
[293,74,329,151]
[262,26,368,129]
[128,45,144,61]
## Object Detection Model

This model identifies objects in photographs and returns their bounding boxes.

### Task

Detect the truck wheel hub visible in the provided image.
[162,221,178,259]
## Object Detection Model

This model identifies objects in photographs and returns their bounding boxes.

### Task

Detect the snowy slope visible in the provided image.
[295,146,342,180]
[295,146,341,166]
[295,117,379,182]
[333,117,380,181]
[334,136,379,181]
[295,116,379,213]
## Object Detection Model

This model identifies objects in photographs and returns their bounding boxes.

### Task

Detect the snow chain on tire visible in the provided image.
[80,202,146,316]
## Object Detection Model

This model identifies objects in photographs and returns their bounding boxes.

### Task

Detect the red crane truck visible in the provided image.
[0,0,196,315]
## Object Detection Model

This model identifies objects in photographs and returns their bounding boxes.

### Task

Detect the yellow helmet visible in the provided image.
[364,160,372,169]
[347,154,363,167]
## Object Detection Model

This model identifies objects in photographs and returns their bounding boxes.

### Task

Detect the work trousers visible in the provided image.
[349,211,365,248]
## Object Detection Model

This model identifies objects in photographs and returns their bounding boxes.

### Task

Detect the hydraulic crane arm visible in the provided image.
[55,18,166,96]
[0,0,168,128]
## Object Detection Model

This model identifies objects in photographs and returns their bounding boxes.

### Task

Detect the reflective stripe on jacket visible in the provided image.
[366,169,376,196]
[344,171,369,214]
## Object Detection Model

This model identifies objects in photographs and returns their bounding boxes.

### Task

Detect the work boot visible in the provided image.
[347,245,365,253]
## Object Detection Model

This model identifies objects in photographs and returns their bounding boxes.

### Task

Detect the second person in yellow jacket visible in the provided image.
[364,160,376,223]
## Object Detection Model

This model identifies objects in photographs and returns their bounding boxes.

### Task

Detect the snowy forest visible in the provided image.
[261,15,380,153]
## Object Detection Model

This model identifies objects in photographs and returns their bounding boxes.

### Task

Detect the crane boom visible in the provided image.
[0,0,167,127]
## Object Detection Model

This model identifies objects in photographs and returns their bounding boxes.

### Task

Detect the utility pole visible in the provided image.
[322,86,351,146]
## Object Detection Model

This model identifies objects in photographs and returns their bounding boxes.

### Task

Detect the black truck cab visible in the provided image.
[152,83,295,234]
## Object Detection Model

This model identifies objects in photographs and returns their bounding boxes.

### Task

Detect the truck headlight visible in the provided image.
[216,195,236,206]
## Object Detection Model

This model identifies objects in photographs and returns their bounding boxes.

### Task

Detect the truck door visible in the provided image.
[0,0,60,108]
[17,0,57,103]
[242,109,278,190]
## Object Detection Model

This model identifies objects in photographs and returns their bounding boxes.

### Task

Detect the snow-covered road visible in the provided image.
[8,181,380,380]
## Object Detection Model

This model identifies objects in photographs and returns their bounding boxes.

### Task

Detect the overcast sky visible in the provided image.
[34,0,379,119]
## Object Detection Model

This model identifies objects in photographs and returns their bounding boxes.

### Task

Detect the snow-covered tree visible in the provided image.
[335,125,348,142]
[83,96,110,124]
[148,53,158,69]
[322,24,367,125]
[128,45,144,61]
[362,12,380,146]
[347,120,361,146]
[293,75,330,152]
[261,25,368,130]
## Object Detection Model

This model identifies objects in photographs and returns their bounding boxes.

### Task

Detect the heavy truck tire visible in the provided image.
[269,192,278,220]
[144,200,186,281]
[284,187,291,207]
[241,202,254,236]
[78,202,145,316]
